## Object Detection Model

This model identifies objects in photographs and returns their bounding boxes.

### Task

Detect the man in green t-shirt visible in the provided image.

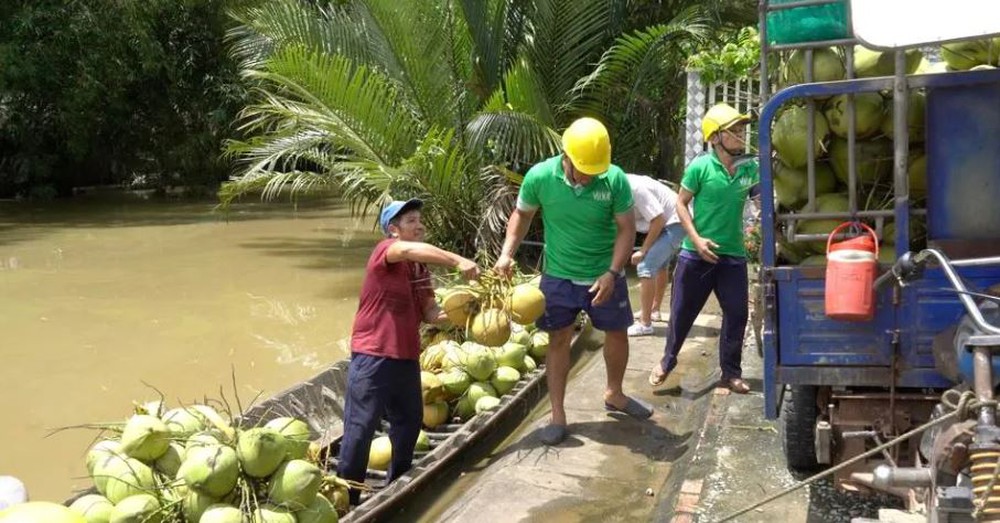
[495,117,653,446]
[648,103,759,395]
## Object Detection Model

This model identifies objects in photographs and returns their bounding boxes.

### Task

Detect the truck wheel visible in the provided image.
[781,385,819,471]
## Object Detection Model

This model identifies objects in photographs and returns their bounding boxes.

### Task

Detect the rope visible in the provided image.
[714,390,984,523]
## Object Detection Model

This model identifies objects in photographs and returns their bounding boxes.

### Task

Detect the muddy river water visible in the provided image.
[0,194,377,501]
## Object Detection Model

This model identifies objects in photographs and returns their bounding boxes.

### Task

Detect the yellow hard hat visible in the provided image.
[562,117,611,176]
[702,103,750,141]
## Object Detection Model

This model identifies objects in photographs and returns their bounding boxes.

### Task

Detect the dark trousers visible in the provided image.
[336,353,422,505]
[661,253,748,380]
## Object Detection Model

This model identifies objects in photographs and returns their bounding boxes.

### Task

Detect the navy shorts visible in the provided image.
[537,273,633,332]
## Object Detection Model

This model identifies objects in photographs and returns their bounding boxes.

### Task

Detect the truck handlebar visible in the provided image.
[876,249,1000,335]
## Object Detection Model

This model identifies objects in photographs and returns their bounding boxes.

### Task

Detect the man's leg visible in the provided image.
[546,324,576,427]
[602,328,630,406]
[589,275,649,416]
[635,276,656,327]
[384,359,423,482]
[713,260,750,383]
[336,354,386,505]
[652,268,669,314]
[657,256,716,379]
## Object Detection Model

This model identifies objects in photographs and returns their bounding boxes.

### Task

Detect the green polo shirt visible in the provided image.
[680,151,759,257]
[518,155,633,281]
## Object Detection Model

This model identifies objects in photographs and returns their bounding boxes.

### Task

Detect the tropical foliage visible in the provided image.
[0,0,253,199]
[224,0,755,256]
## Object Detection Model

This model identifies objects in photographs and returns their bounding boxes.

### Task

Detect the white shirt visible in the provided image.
[626,174,680,233]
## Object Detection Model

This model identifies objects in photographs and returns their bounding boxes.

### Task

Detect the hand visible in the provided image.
[456,258,481,281]
[693,236,719,263]
[588,272,616,306]
[630,250,645,266]
[493,254,514,278]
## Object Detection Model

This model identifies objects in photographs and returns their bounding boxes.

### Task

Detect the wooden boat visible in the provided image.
[238,321,596,522]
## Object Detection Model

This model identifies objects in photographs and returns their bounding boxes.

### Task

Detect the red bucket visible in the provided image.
[824,222,878,321]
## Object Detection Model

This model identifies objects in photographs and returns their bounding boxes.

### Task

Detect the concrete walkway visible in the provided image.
[411,300,732,522]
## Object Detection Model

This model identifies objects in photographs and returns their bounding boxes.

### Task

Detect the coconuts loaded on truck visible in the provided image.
[0,272,585,522]
[752,0,1000,520]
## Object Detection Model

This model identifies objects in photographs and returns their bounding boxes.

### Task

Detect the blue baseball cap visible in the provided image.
[379,198,423,235]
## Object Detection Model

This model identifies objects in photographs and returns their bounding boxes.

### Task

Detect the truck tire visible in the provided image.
[781,385,819,471]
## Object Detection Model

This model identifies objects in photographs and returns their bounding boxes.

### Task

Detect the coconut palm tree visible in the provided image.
[222,0,722,255]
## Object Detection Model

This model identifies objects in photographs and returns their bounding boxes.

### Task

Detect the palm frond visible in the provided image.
[244,46,422,164]
[466,111,561,168]
[475,164,521,262]
[573,8,710,117]
[527,0,615,115]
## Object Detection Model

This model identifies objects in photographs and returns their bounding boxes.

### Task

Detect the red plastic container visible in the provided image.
[825,222,879,322]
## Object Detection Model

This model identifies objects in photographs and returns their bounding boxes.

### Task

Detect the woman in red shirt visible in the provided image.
[337,199,479,505]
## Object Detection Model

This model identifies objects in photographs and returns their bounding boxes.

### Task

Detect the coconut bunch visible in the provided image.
[66,401,352,523]
[417,273,549,427]
[769,44,937,265]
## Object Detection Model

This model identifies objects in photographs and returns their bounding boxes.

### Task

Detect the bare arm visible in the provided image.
[611,211,636,272]
[422,296,448,325]
[494,207,537,275]
[386,241,478,279]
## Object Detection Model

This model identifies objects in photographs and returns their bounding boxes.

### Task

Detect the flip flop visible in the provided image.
[648,365,668,387]
[540,424,568,446]
[604,396,653,420]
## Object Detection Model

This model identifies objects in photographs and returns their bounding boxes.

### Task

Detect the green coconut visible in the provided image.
[799,255,828,266]
[475,396,501,414]
[98,458,156,504]
[784,47,845,90]
[120,414,170,462]
[236,427,287,478]
[420,371,446,404]
[495,342,527,371]
[86,440,123,475]
[942,39,1000,70]
[470,308,512,347]
[264,417,313,460]
[774,161,837,211]
[295,493,339,523]
[829,137,893,185]
[0,502,86,523]
[799,219,842,254]
[454,395,477,421]
[109,494,160,523]
[438,368,472,398]
[162,407,205,436]
[490,366,521,396]
[269,459,324,510]
[183,431,222,460]
[199,504,243,523]
[823,92,885,138]
[528,332,549,361]
[881,90,926,143]
[463,348,497,382]
[368,436,392,471]
[181,490,218,522]
[253,505,297,523]
[508,329,531,346]
[853,46,922,77]
[879,245,897,265]
[415,430,431,452]
[506,284,546,325]
[523,355,538,373]
[153,442,184,478]
[773,105,830,170]
[423,401,450,428]
[69,494,114,523]
[441,344,470,370]
[178,445,239,498]
[466,382,497,405]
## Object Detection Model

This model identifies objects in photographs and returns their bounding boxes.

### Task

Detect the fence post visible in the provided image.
[684,70,707,167]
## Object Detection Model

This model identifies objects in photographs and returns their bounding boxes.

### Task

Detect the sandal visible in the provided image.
[604,396,654,420]
[723,378,751,394]
[648,365,669,387]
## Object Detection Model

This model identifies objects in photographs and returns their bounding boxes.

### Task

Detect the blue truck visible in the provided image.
[756,0,1000,517]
